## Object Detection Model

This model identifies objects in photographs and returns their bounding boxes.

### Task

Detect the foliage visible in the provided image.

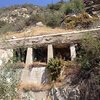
[47,58,61,81]
[76,34,100,71]
[72,0,85,13]
[0,61,20,100]
[60,0,85,14]
[0,21,6,28]
[0,23,13,34]
[0,2,97,33]
[64,12,93,29]
[76,12,93,28]
[44,11,63,28]
[25,13,44,26]
[60,3,74,14]
[47,2,63,11]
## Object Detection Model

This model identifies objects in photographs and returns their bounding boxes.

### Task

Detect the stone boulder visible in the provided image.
[36,22,44,27]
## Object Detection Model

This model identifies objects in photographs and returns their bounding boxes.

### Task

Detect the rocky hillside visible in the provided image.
[84,0,100,15]
[0,4,48,33]
[0,1,99,35]
[0,4,44,23]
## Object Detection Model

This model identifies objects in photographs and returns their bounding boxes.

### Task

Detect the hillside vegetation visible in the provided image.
[0,0,99,35]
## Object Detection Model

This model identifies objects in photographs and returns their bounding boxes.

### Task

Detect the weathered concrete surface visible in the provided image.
[47,44,53,62]
[29,67,48,84]
[0,28,99,49]
[70,43,76,61]
[25,47,33,65]
[21,67,48,84]
[21,67,30,82]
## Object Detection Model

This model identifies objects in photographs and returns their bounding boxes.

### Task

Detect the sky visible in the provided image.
[0,0,65,8]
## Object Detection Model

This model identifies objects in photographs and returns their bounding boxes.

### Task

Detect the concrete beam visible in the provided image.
[0,28,99,49]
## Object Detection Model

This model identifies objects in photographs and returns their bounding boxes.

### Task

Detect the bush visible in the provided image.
[60,3,73,15]
[63,12,93,29]
[45,11,62,28]
[47,58,61,81]
[76,12,93,28]
[47,2,63,11]
[0,23,13,34]
[60,0,84,15]
[0,21,6,28]
[73,0,85,13]
[76,34,100,71]
[25,13,44,26]
[0,62,20,99]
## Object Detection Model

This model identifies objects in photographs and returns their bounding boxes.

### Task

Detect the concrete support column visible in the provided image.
[47,44,53,62]
[70,43,76,61]
[25,47,33,65]
[21,47,33,82]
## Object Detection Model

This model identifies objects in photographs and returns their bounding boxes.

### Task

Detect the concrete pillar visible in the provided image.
[47,44,53,62]
[26,47,33,65]
[70,43,76,61]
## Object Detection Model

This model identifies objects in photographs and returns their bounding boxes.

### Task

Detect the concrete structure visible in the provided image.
[30,67,48,84]
[21,67,30,82]
[70,43,76,61]
[47,44,53,62]
[0,28,99,65]
[25,47,33,65]
[0,28,99,86]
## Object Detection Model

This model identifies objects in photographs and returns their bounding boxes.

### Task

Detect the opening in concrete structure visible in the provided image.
[33,47,47,63]
[13,48,27,62]
[54,46,71,61]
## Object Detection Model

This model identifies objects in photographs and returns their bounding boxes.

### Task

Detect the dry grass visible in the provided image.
[0,26,73,40]
[13,62,25,68]
[19,82,51,91]
[23,61,47,69]
[13,61,47,69]
[61,61,80,77]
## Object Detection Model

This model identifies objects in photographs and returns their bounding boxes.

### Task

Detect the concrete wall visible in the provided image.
[21,67,48,84]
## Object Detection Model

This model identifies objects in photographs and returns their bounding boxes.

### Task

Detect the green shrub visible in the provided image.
[45,11,62,28]
[0,61,20,99]
[76,35,100,71]
[25,13,44,26]
[0,23,13,34]
[60,0,84,14]
[47,58,61,81]
[47,2,63,11]
[0,21,6,28]
[73,0,85,13]
[60,3,73,14]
